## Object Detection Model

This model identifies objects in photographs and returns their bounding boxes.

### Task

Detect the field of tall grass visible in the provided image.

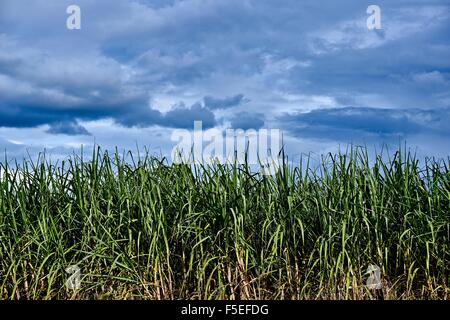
[0,146,449,299]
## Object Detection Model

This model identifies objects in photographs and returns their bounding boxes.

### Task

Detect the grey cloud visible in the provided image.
[229,112,265,130]
[161,102,216,129]
[203,94,247,110]
[278,107,450,142]
[46,121,92,136]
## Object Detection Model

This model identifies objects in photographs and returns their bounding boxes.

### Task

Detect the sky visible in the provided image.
[0,0,449,162]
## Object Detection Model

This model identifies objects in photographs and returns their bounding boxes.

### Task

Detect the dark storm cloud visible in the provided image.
[278,107,450,141]
[46,121,92,136]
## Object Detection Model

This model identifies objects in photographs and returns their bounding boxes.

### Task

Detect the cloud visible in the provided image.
[46,121,91,136]
[278,107,450,142]
[0,136,22,151]
[160,102,216,129]
[413,71,448,85]
[308,4,449,52]
[229,112,265,130]
[203,94,246,110]
[0,0,450,159]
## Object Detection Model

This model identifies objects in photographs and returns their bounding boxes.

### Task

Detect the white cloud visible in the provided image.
[309,5,449,52]
[413,71,447,84]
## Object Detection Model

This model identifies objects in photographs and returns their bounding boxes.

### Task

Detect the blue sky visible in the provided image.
[0,0,449,161]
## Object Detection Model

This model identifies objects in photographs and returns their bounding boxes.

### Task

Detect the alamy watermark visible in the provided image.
[65,265,81,290]
[367,5,382,30]
[171,121,282,174]
[365,264,382,290]
[66,5,81,30]
[365,264,384,299]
